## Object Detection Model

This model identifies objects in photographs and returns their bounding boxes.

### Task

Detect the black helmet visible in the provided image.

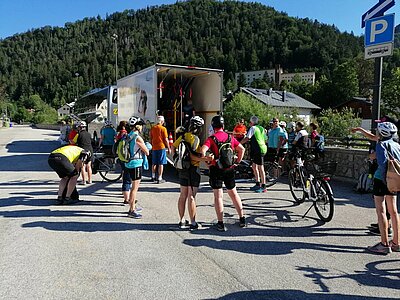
[211,115,224,129]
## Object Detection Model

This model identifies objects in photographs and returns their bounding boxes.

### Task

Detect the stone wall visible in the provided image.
[323,147,369,181]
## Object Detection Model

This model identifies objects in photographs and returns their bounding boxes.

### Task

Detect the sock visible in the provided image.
[256,182,260,187]
[191,220,197,226]
[152,173,156,179]
[158,176,162,180]
[180,218,185,223]
[218,220,224,225]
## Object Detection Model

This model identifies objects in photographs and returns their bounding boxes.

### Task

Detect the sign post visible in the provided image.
[362,0,395,131]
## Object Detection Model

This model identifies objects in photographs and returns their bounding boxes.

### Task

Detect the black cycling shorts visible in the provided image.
[127,166,142,181]
[209,166,236,190]
[178,165,201,187]
[373,178,396,196]
[48,153,78,178]
[250,151,264,165]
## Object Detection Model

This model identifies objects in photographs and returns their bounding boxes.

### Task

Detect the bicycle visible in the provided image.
[264,158,281,187]
[288,149,336,222]
[92,148,122,182]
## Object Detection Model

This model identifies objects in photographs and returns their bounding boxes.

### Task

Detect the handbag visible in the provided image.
[383,143,400,193]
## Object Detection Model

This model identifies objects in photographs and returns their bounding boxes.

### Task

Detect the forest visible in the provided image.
[0,0,399,122]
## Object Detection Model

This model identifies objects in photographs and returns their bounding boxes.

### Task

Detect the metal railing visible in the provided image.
[324,136,371,149]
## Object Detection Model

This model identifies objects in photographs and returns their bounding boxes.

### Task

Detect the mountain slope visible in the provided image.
[0,0,363,106]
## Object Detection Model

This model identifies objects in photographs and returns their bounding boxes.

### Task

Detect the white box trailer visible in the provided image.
[117,63,223,142]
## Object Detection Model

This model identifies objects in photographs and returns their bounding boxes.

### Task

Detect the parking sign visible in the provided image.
[365,14,395,46]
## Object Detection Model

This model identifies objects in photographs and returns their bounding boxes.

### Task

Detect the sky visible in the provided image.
[0,0,399,39]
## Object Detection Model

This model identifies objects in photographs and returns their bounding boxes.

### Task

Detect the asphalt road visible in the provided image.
[0,126,399,300]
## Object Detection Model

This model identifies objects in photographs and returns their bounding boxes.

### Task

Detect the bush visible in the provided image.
[223,92,298,130]
[317,108,361,138]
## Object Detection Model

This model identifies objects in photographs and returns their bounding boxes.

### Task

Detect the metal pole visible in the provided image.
[371,57,383,132]
[75,72,79,100]
[112,34,118,83]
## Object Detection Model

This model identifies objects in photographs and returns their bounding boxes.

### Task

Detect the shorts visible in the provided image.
[178,165,201,187]
[373,178,396,196]
[152,149,167,165]
[102,145,113,156]
[250,151,264,165]
[127,166,142,181]
[265,148,278,162]
[48,153,78,178]
[209,166,236,190]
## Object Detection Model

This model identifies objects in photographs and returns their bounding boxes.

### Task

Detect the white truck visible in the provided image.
[117,63,223,141]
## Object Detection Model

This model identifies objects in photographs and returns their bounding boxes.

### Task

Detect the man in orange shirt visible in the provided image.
[233,118,247,142]
[150,115,170,183]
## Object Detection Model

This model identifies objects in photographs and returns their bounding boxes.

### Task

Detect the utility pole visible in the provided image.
[75,72,80,101]
[111,33,118,83]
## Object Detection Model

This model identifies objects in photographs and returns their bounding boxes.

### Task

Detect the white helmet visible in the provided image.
[377,122,397,138]
[78,121,86,127]
[190,116,204,127]
[279,121,287,127]
[128,116,145,127]
[104,120,112,126]
[287,122,295,129]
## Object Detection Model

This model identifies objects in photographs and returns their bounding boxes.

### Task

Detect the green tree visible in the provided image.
[317,108,361,138]
[381,67,400,119]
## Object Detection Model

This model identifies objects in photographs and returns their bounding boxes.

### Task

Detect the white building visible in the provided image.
[57,102,75,118]
[241,87,320,124]
[235,68,316,86]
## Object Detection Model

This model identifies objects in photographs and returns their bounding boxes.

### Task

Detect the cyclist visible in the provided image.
[48,145,91,205]
[287,122,296,150]
[201,115,246,231]
[98,120,116,156]
[288,121,309,167]
[76,121,93,185]
[125,116,150,219]
[352,122,400,254]
[233,118,247,142]
[172,116,212,230]
[241,116,267,193]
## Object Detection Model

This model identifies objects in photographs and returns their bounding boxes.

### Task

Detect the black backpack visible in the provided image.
[211,135,234,169]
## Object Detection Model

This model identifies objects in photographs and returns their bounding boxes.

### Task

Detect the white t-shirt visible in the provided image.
[294,129,309,148]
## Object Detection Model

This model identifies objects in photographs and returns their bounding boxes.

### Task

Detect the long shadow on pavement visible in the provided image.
[209,289,395,300]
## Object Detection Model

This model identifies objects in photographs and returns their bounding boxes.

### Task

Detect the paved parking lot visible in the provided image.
[0,126,399,299]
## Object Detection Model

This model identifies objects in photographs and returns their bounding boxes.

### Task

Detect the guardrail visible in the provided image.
[325,136,370,149]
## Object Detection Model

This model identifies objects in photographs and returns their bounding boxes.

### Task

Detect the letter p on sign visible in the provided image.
[365,14,395,47]
[370,19,387,43]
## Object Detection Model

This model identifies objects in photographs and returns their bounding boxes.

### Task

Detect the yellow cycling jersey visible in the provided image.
[173,132,201,167]
[52,145,84,163]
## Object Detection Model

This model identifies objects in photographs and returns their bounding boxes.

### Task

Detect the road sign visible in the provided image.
[361,0,395,28]
[365,42,393,59]
[365,14,395,46]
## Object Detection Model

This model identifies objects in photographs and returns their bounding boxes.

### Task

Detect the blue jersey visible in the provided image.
[268,127,283,149]
[100,127,116,145]
[374,139,400,181]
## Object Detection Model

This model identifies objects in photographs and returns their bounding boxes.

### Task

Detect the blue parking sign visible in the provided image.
[365,14,395,46]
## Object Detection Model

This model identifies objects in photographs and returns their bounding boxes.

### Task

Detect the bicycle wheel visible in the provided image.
[264,162,280,187]
[313,179,334,222]
[98,157,123,182]
[288,167,306,203]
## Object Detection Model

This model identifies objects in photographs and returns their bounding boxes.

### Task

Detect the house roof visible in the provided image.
[241,87,320,110]
[334,97,373,108]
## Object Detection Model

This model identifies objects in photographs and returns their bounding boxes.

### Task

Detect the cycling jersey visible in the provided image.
[52,145,84,163]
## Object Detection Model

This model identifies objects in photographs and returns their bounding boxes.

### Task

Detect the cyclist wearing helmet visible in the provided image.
[76,121,93,185]
[172,116,212,230]
[98,120,116,155]
[125,116,150,219]
[241,115,267,193]
[201,115,246,231]
[48,145,91,205]
[352,122,400,254]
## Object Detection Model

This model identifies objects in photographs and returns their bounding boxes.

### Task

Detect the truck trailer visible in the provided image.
[117,63,223,141]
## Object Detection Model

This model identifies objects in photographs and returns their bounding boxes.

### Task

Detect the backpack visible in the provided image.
[211,135,234,169]
[116,134,140,163]
[314,134,325,153]
[173,139,192,170]
[354,173,373,194]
